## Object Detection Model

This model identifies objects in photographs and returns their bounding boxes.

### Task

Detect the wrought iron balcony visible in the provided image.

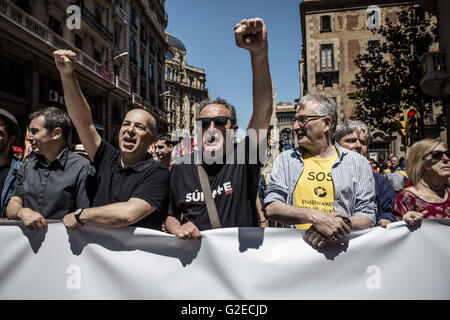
[78,2,113,42]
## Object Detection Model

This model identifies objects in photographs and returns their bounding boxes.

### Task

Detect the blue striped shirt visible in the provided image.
[264,143,376,224]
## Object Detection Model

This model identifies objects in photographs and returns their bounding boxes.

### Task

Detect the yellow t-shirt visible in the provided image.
[294,151,338,229]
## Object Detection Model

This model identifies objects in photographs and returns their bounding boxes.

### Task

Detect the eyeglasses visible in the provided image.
[197,116,231,129]
[422,150,450,161]
[291,115,327,126]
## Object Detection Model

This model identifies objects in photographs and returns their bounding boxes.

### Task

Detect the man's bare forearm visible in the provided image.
[79,199,154,228]
[249,48,272,132]
[265,201,315,225]
[349,214,375,231]
[164,215,182,234]
[60,73,93,128]
[6,196,24,220]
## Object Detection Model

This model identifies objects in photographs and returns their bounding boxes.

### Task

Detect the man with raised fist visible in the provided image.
[53,49,170,231]
[165,18,273,239]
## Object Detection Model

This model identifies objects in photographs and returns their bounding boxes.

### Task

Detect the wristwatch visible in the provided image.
[342,216,352,230]
[74,208,85,226]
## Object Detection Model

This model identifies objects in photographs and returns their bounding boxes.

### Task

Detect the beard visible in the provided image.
[0,140,11,155]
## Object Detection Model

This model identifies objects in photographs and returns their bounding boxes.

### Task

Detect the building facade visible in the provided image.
[164,33,208,138]
[274,102,298,152]
[298,0,439,160]
[0,0,168,146]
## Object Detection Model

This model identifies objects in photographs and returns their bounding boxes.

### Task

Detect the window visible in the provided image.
[94,49,101,64]
[48,16,62,36]
[368,40,380,58]
[12,0,30,13]
[148,63,154,82]
[323,75,333,87]
[320,15,331,32]
[130,8,136,27]
[131,73,137,93]
[112,106,121,125]
[166,50,174,59]
[130,39,136,61]
[157,71,162,90]
[139,54,145,71]
[320,44,334,71]
[148,36,154,54]
[94,7,102,25]
[0,56,26,97]
[74,34,83,50]
[166,68,171,80]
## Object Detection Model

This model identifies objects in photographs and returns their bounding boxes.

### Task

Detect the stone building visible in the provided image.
[299,0,420,160]
[274,102,298,152]
[164,33,208,138]
[0,0,168,146]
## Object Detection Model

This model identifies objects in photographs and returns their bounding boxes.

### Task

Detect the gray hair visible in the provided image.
[334,120,371,144]
[196,97,237,126]
[297,94,338,135]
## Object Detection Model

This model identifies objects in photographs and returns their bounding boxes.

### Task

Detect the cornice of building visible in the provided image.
[299,0,415,49]
[138,0,167,44]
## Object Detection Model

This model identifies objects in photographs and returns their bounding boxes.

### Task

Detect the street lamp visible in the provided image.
[105,52,128,64]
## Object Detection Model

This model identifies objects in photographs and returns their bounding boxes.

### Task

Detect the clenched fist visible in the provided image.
[53,50,77,75]
[234,17,268,53]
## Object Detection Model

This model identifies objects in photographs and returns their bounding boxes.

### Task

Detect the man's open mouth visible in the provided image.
[123,137,136,149]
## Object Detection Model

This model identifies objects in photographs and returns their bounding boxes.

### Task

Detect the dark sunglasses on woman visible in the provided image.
[422,149,450,161]
[197,116,231,129]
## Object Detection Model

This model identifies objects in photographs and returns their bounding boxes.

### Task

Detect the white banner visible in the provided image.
[0,220,449,300]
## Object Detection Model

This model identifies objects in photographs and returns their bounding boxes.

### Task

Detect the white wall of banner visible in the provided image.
[0,220,449,299]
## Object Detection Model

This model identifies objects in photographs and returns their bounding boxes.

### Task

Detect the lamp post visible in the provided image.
[105,51,128,65]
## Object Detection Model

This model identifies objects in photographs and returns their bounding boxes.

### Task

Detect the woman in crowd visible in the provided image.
[394,138,450,229]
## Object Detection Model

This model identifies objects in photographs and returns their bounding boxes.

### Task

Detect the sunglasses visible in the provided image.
[422,150,450,161]
[197,116,231,129]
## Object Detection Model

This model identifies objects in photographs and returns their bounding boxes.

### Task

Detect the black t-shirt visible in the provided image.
[93,140,170,230]
[0,161,12,192]
[168,138,262,230]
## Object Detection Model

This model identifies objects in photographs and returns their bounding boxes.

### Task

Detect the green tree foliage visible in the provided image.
[349,5,442,139]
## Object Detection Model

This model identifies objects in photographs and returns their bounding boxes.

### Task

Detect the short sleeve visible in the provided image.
[12,162,25,197]
[75,162,96,209]
[93,139,119,170]
[167,164,182,219]
[131,165,170,213]
[393,190,416,220]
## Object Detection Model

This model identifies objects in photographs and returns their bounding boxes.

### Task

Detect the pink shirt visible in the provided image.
[394,187,450,220]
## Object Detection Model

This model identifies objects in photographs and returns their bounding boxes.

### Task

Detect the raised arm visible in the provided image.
[234,18,273,136]
[53,50,101,161]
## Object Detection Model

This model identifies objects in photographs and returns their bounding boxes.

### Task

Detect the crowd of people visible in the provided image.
[0,18,448,249]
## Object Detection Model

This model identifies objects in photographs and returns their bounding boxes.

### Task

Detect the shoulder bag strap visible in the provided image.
[197,164,221,229]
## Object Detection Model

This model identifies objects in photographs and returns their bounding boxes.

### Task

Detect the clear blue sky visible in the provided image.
[165,0,303,131]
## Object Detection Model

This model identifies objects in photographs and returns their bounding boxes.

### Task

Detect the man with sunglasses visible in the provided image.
[164,17,273,239]
[264,94,377,248]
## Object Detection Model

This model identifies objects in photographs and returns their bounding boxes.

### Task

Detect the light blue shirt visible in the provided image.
[264,143,377,224]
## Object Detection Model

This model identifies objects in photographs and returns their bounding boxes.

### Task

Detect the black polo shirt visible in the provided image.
[13,147,94,219]
[92,140,170,230]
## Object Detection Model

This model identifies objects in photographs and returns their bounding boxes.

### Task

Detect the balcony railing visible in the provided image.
[78,2,113,42]
[316,62,340,73]
[0,0,129,90]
